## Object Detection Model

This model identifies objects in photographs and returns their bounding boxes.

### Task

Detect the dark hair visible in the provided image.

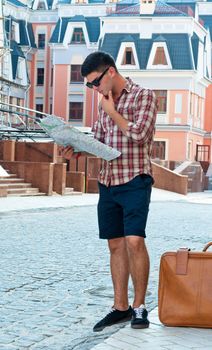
[81,51,117,77]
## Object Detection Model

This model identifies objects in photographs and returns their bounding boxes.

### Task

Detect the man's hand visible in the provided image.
[100,91,116,116]
[100,90,129,134]
[60,146,78,160]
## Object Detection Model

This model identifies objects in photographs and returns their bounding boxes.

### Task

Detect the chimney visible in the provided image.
[140,0,156,15]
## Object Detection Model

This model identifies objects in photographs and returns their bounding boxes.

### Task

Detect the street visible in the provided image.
[0,200,211,349]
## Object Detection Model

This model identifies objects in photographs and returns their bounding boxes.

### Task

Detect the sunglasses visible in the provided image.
[86,67,109,89]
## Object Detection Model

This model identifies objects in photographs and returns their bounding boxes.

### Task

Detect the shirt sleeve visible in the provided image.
[125,89,157,144]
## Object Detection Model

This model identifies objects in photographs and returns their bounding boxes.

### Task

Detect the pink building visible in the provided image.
[1,0,212,168]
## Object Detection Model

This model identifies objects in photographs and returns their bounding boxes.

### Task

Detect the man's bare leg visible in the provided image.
[108,237,130,310]
[125,236,150,308]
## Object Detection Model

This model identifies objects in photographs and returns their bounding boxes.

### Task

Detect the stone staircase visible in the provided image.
[63,187,83,196]
[0,174,45,197]
[174,161,205,192]
[206,163,212,190]
[0,175,83,197]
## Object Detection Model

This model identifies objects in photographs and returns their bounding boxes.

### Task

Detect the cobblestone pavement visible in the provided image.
[0,200,211,350]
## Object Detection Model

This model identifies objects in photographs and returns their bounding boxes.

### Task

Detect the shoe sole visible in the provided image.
[131,322,150,329]
[93,316,132,332]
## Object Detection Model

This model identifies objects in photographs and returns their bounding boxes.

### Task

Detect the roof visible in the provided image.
[100,33,194,69]
[47,0,54,8]
[6,0,27,7]
[10,40,25,79]
[191,32,199,69]
[57,0,71,4]
[113,0,188,16]
[88,0,105,3]
[5,17,36,48]
[200,15,212,41]
[50,16,100,43]
[57,0,106,3]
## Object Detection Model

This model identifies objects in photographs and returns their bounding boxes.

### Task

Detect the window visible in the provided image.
[70,65,83,83]
[153,47,167,65]
[122,48,135,65]
[50,68,53,86]
[175,94,182,114]
[71,28,85,44]
[152,141,166,160]
[16,60,22,79]
[11,23,16,40]
[17,98,21,112]
[36,104,43,117]
[37,1,46,10]
[69,102,83,121]
[37,68,44,85]
[154,90,167,113]
[38,34,45,49]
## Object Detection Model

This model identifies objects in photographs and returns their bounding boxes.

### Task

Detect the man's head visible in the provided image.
[81,51,118,95]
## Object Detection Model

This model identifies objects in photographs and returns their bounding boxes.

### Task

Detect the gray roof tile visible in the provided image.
[113,0,188,16]
[100,33,194,69]
[200,15,212,41]
[50,16,100,43]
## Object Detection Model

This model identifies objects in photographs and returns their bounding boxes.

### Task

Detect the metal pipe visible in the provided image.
[0,100,50,117]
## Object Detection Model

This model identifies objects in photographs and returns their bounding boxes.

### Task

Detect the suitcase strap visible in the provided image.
[203,242,212,251]
[176,242,212,275]
[176,248,189,275]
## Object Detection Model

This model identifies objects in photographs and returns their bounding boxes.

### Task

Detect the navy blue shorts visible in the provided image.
[97,174,153,240]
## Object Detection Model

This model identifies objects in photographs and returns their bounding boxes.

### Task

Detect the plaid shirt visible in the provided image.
[93,78,157,186]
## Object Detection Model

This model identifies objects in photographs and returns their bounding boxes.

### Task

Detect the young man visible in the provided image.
[62,51,157,331]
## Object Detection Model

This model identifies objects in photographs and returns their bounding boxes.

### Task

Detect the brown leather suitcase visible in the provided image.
[158,242,212,328]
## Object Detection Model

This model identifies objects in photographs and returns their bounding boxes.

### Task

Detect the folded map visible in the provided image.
[39,115,121,161]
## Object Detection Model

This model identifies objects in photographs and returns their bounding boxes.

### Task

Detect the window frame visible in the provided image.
[71,28,85,44]
[153,47,168,65]
[69,102,83,121]
[36,103,43,118]
[38,33,45,49]
[37,68,45,86]
[70,65,84,83]
[122,47,135,65]
[153,90,167,113]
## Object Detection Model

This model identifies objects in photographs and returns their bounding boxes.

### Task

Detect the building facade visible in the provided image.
[0,0,212,163]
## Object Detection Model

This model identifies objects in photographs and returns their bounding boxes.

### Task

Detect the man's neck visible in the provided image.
[112,75,127,101]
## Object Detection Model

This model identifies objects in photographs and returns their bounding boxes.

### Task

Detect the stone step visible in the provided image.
[7,192,46,197]
[64,187,82,195]
[0,182,32,188]
[7,188,40,195]
[0,178,25,183]
[0,172,17,178]
[0,171,44,197]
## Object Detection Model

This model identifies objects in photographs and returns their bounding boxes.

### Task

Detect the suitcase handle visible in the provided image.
[203,242,212,252]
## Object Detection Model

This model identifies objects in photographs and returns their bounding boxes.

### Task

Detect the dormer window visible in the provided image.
[37,1,46,10]
[153,47,168,65]
[10,22,20,43]
[122,48,135,65]
[71,28,85,44]
[147,40,172,70]
[11,24,16,40]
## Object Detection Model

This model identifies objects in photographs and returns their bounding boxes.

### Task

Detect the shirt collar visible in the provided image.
[123,77,133,94]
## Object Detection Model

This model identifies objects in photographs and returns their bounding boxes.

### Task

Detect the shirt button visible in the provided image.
[109,162,112,166]
[110,130,113,134]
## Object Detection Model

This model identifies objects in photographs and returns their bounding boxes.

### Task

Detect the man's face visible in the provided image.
[86,67,113,96]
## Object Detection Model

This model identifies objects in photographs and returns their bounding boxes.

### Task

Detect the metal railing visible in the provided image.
[0,101,52,141]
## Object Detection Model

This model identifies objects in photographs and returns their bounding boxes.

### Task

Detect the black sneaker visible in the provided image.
[93,306,133,332]
[131,304,150,329]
